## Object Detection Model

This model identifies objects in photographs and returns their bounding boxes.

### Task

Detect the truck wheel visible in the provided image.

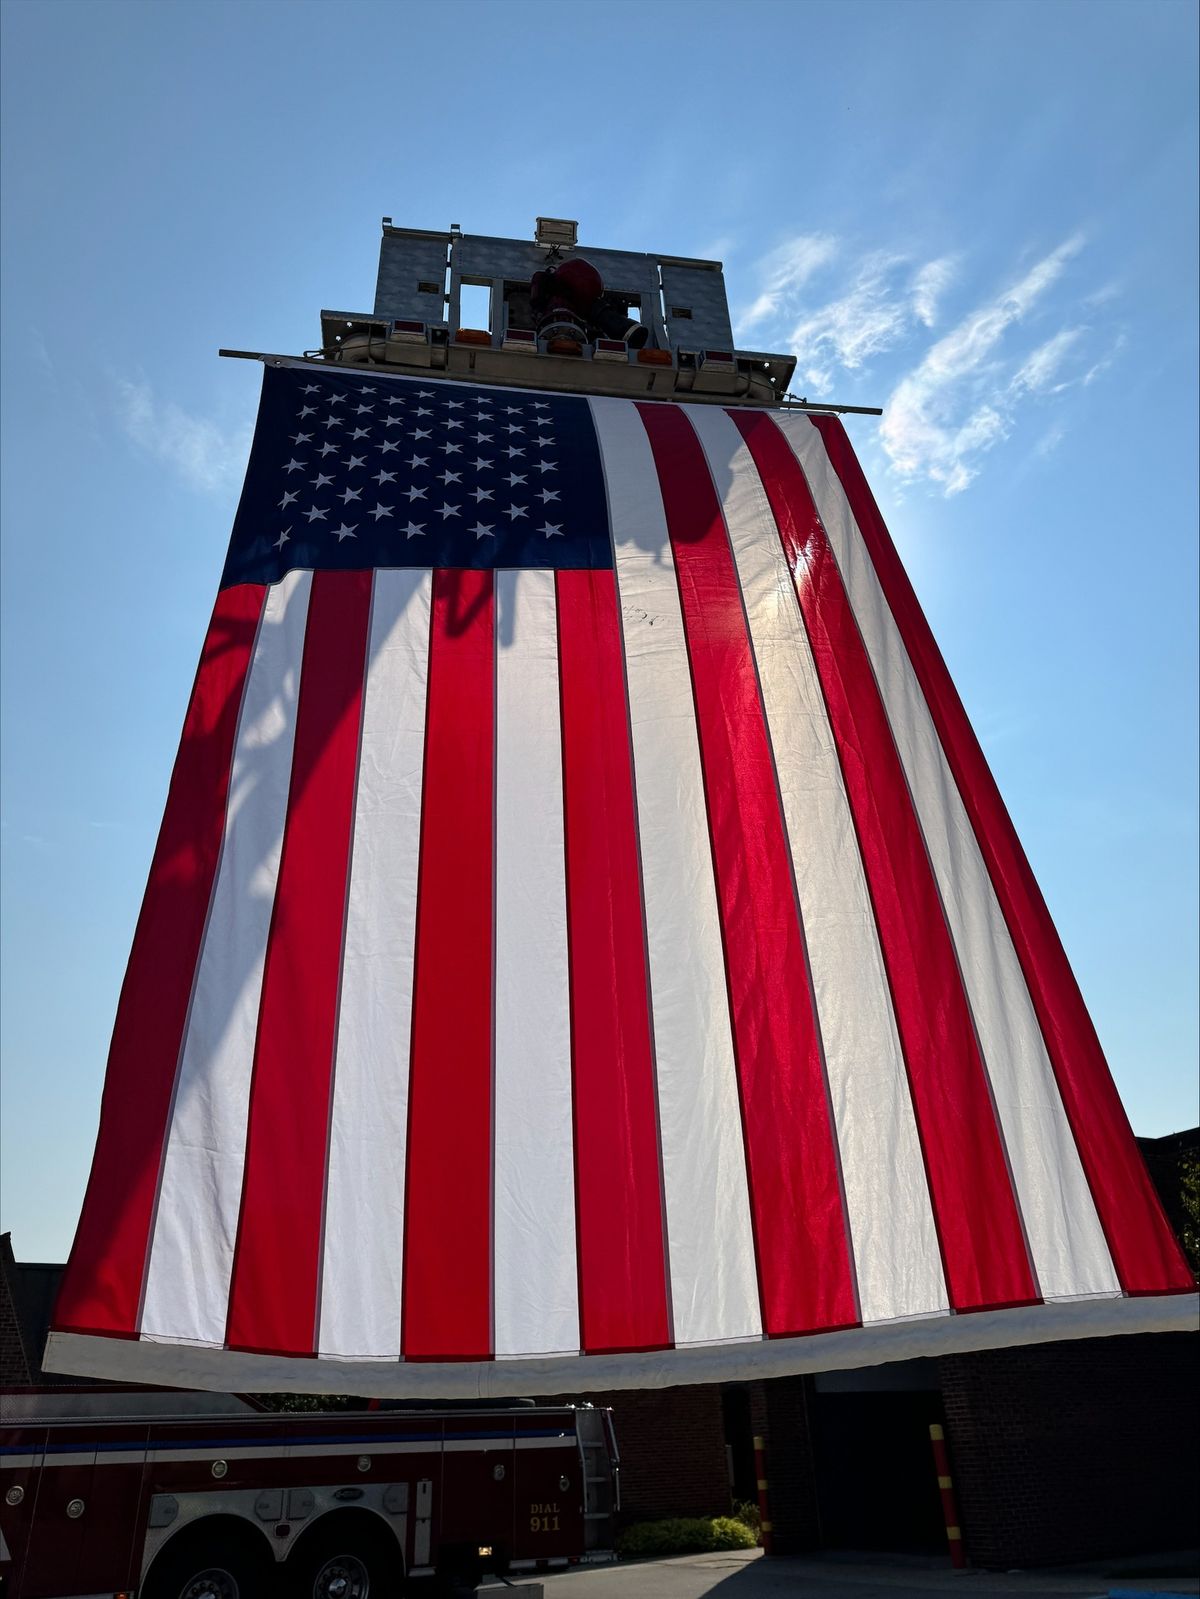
[285,1516,402,1599]
[143,1524,274,1599]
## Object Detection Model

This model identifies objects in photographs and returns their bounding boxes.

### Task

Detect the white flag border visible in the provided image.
[44,1293,1198,1399]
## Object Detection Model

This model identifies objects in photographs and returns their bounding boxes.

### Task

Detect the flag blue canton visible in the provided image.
[221,364,613,588]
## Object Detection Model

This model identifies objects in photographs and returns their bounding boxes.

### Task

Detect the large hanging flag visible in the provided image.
[48,362,1195,1395]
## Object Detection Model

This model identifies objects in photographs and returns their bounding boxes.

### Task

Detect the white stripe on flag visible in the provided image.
[592,397,761,1348]
[141,570,312,1345]
[778,414,1121,1301]
[493,569,580,1358]
[689,406,948,1325]
[318,571,431,1360]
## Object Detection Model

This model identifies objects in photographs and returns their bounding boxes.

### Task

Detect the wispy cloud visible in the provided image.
[734,234,838,336]
[736,239,964,393]
[733,225,1123,493]
[1082,331,1127,387]
[786,252,917,390]
[879,236,1087,495]
[910,256,958,327]
[1012,327,1084,395]
[1035,422,1067,459]
[116,376,251,494]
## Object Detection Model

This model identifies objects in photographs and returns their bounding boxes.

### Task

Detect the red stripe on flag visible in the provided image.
[54,584,267,1338]
[556,568,672,1354]
[226,571,373,1355]
[733,410,1039,1312]
[401,569,495,1360]
[808,412,1195,1295]
[638,403,858,1336]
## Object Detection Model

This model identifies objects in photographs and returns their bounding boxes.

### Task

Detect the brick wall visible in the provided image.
[939,1331,1200,1568]
[749,1376,822,1554]
[0,1233,32,1386]
[546,1383,732,1525]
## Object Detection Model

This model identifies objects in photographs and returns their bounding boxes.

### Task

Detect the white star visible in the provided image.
[439,470,462,485]
[471,486,494,502]
[385,394,405,406]
[304,505,329,522]
[471,522,495,539]
[290,432,312,445]
[472,457,493,471]
[355,404,374,415]
[298,405,316,418]
[408,454,429,469]
[503,406,521,415]
[370,503,393,521]
[505,424,525,434]
[405,485,427,502]
[437,502,461,520]
[532,402,551,411]
[283,458,305,473]
[416,390,434,398]
[383,415,403,428]
[279,490,299,508]
[323,414,343,427]
[380,440,400,455]
[540,522,564,538]
[358,386,375,394]
[505,446,525,458]
[415,407,433,417]
[441,443,462,457]
[446,400,464,410]
[412,428,432,441]
[274,526,292,549]
[505,504,529,520]
[534,460,557,473]
[534,435,555,447]
[330,393,347,404]
[318,441,339,458]
[302,383,321,394]
[506,472,527,487]
[344,455,367,469]
[340,487,362,504]
[539,488,561,503]
[445,419,463,430]
[474,432,493,444]
[374,469,397,485]
[311,472,334,488]
[333,523,358,542]
[404,520,426,538]
[350,427,370,441]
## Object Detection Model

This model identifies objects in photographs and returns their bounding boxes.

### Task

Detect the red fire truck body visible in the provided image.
[0,1388,619,1597]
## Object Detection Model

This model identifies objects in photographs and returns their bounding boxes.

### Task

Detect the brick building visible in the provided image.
[567,1128,1199,1566]
[0,1233,32,1386]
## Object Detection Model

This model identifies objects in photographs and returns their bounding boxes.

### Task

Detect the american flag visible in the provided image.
[49,362,1195,1394]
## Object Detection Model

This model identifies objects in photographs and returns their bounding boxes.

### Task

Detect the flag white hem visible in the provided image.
[44,1294,1198,1398]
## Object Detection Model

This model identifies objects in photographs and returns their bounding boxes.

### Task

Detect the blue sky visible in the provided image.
[1,0,1196,1261]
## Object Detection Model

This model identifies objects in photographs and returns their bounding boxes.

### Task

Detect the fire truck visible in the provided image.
[0,1386,619,1598]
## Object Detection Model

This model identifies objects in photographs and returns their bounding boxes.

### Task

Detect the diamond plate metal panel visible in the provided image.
[374,232,451,322]
[659,261,734,350]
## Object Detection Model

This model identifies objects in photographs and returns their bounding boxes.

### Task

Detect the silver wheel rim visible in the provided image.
[313,1551,371,1599]
[181,1569,239,1599]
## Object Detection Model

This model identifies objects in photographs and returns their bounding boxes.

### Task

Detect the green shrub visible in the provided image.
[616,1516,758,1559]
[710,1517,759,1549]
[731,1499,762,1535]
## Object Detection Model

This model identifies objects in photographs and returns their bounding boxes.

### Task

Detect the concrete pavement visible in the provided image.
[532,1548,1200,1599]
